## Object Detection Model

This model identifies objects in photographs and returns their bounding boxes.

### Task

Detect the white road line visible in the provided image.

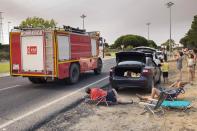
[0,85,21,92]
[0,76,109,129]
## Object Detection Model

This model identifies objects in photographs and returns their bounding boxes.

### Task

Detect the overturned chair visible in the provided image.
[162,86,186,101]
[84,95,116,106]
[139,92,191,115]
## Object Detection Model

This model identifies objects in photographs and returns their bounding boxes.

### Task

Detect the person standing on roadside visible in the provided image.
[187,53,195,85]
[193,49,197,79]
[161,59,169,83]
[175,51,183,81]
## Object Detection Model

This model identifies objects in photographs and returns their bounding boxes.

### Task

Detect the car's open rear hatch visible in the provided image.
[116,51,146,64]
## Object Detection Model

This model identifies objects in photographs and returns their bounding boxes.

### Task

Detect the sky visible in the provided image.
[0,0,197,45]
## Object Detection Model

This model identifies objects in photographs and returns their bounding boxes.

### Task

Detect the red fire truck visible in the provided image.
[9,26,103,84]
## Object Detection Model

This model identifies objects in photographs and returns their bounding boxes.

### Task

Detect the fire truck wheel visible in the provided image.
[68,63,80,84]
[94,59,102,75]
[28,77,47,84]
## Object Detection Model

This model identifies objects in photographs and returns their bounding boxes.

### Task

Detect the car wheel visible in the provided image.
[157,69,162,84]
[68,63,80,84]
[146,79,154,93]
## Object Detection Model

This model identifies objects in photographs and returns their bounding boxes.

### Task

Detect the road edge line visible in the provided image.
[0,85,21,92]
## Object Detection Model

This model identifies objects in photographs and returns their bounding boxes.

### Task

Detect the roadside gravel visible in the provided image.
[37,60,197,131]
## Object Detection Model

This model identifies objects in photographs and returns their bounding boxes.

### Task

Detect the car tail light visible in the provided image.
[142,69,151,76]
[143,69,149,73]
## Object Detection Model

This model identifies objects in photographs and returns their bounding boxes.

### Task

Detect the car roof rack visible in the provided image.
[13,26,87,34]
[13,26,47,30]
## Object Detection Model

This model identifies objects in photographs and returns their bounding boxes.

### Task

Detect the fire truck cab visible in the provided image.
[9,26,103,84]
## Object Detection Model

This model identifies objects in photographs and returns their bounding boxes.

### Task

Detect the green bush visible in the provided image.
[0,51,9,60]
[105,52,111,56]
[111,34,157,49]
[124,45,133,51]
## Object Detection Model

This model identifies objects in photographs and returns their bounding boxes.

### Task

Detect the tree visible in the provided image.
[122,35,138,47]
[180,36,189,48]
[124,45,133,51]
[113,35,125,48]
[0,43,2,50]
[161,39,175,51]
[147,40,157,48]
[112,34,155,49]
[19,17,57,28]
[105,43,110,48]
[180,15,197,48]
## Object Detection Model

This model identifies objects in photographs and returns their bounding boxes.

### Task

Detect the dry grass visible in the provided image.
[0,62,10,73]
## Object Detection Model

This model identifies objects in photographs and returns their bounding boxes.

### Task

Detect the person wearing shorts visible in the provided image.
[192,49,197,79]
[187,53,195,85]
[85,87,133,104]
[175,51,184,81]
[161,59,169,83]
[136,80,188,101]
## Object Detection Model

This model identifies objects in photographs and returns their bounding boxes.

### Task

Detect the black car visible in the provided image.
[133,46,161,65]
[109,51,161,92]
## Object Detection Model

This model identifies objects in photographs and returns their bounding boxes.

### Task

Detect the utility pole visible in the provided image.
[166,2,174,52]
[7,21,11,45]
[103,38,105,58]
[0,12,3,44]
[8,21,11,35]
[80,14,86,30]
[146,22,151,40]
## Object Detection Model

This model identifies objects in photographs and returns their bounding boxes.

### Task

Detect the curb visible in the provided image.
[0,73,10,78]
[31,82,110,130]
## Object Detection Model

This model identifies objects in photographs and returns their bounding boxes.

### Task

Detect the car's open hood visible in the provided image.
[116,51,146,64]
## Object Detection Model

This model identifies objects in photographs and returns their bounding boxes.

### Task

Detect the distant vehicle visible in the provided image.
[109,51,161,92]
[9,26,103,84]
[133,46,161,65]
[156,51,164,60]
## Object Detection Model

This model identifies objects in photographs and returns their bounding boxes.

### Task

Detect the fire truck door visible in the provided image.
[21,35,44,72]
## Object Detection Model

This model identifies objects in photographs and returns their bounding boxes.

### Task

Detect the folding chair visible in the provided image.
[164,87,185,101]
[161,100,191,111]
[139,92,168,115]
[139,92,191,115]
[85,96,115,106]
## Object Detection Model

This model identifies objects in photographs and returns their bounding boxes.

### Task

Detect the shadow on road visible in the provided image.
[30,72,109,91]
[117,88,150,95]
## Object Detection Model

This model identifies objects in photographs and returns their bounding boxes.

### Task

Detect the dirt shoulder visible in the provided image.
[37,61,197,131]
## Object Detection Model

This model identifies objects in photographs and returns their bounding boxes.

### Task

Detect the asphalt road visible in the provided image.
[0,58,115,130]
